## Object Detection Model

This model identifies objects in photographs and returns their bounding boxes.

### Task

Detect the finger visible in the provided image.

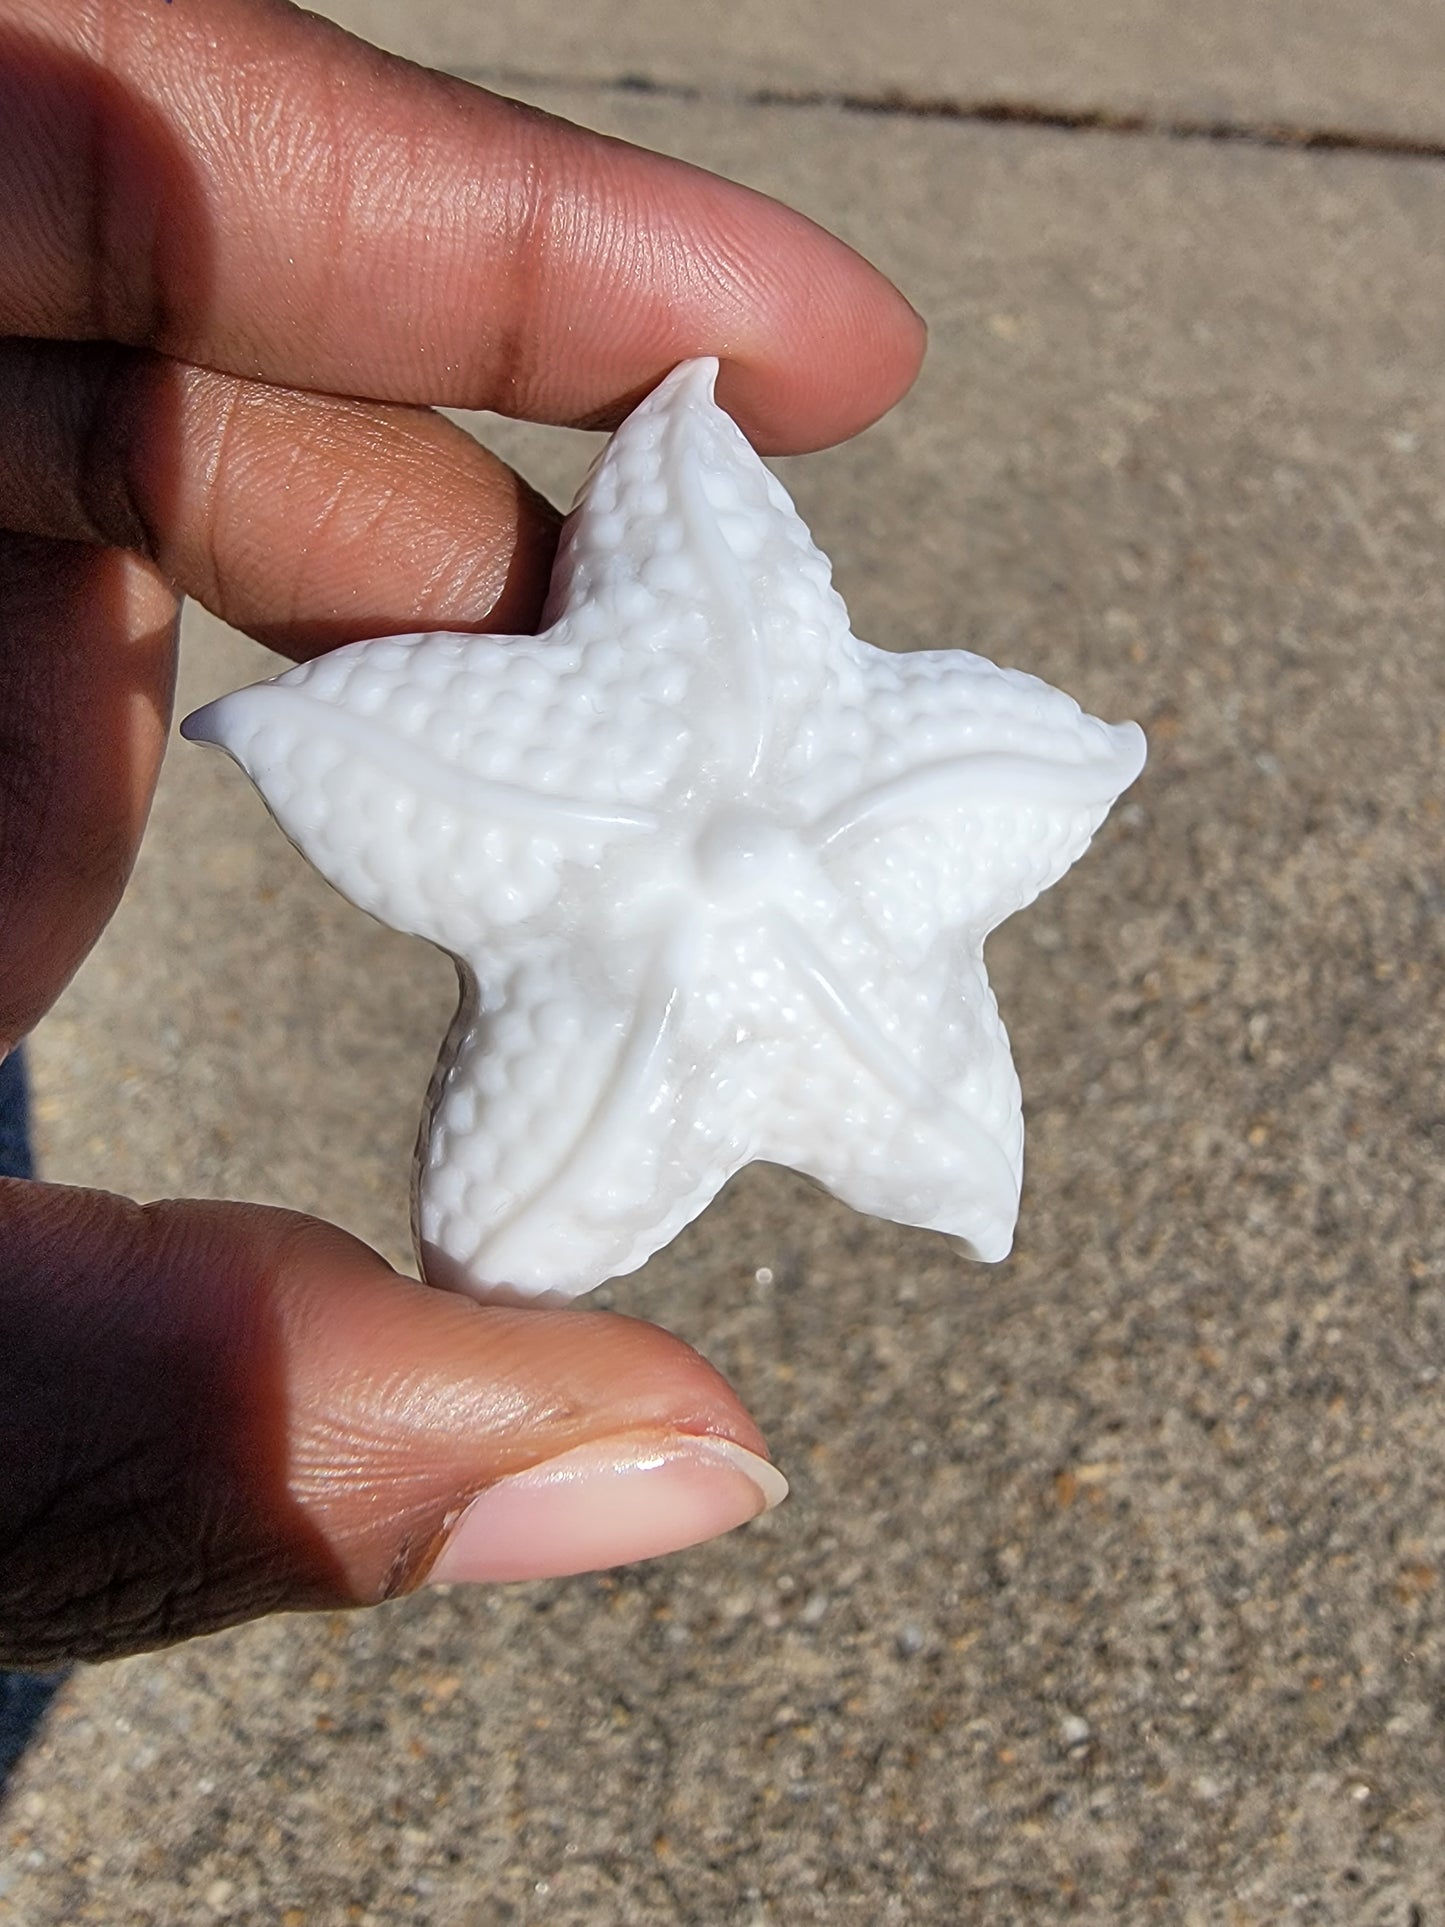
[0,532,177,1050]
[0,0,923,452]
[0,1183,784,1667]
[0,341,562,653]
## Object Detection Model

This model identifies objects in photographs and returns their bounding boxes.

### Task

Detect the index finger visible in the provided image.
[0,0,925,451]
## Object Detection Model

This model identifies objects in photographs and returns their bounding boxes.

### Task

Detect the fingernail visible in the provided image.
[425,1432,787,1586]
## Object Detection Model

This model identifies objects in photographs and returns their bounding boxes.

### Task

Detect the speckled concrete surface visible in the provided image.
[330,0,1445,147]
[3,12,1444,1926]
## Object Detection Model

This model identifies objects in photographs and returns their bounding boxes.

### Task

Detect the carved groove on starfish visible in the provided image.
[806,750,1142,851]
[471,926,699,1278]
[205,682,664,835]
[671,413,772,776]
[759,908,1021,1207]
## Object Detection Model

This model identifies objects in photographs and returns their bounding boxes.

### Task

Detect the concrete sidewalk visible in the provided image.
[3,3,1443,1922]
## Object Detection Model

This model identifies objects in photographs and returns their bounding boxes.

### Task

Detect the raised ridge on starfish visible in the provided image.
[184,358,1146,1302]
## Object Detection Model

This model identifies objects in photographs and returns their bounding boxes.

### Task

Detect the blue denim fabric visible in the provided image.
[0,1047,33,1180]
[0,1048,64,1781]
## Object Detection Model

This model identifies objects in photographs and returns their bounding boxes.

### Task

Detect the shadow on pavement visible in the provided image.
[0,1670,67,1792]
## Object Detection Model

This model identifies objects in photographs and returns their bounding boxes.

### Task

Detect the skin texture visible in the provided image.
[0,0,925,1666]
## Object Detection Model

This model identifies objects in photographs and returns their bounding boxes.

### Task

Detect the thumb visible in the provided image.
[0,1182,784,1668]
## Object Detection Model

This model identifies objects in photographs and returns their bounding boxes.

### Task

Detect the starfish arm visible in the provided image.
[545,359,856,776]
[182,625,697,955]
[784,640,1145,959]
[754,907,1022,1262]
[414,922,752,1300]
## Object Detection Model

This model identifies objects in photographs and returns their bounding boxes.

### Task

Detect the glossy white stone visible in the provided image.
[184,358,1146,1301]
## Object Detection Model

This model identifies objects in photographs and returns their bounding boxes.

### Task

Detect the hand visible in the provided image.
[0,0,925,1667]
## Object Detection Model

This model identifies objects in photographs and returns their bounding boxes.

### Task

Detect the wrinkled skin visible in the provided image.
[0,0,924,1664]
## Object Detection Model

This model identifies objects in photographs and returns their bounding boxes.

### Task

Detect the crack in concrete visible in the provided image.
[468,66,1445,164]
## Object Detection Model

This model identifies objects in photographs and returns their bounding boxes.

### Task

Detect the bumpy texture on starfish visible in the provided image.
[185,359,1145,1301]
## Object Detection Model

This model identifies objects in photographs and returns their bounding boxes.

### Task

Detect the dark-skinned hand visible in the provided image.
[0,0,925,1668]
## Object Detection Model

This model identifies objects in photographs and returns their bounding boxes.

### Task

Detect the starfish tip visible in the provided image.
[949,1221,1016,1265]
[178,697,226,747]
[180,684,271,759]
[1114,718,1149,787]
[658,355,720,407]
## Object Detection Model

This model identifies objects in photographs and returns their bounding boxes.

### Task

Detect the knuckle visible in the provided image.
[70,344,164,558]
[0,1196,342,1666]
[0,1430,324,1667]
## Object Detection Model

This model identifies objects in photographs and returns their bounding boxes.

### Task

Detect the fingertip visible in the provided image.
[715,292,928,455]
[330,1284,776,1466]
[696,225,927,453]
[271,1239,778,1599]
[643,163,929,453]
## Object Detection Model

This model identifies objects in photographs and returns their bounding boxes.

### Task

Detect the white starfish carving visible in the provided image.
[184,359,1145,1301]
